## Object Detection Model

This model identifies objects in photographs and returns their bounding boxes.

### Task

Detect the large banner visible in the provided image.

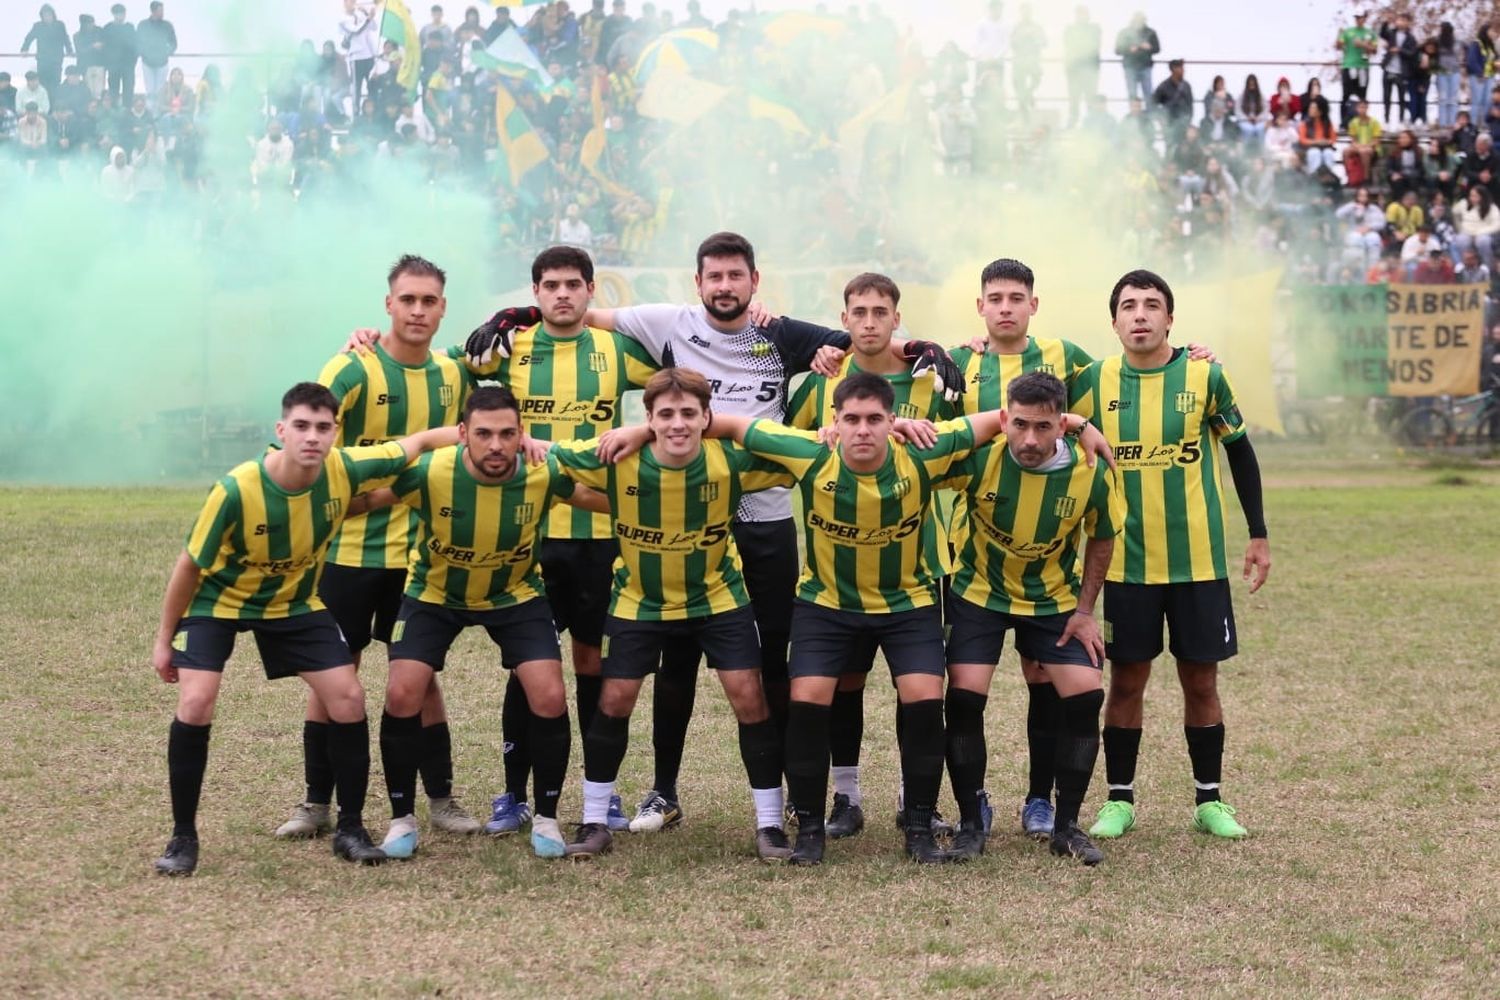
[1293,283,1484,397]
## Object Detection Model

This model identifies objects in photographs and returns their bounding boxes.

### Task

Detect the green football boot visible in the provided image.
[1193,800,1248,839]
[1087,799,1137,839]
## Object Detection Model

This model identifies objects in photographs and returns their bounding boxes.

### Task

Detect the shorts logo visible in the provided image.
[323,499,343,522]
[391,620,406,642]
[438,385,455,406]
[891,476,912,499]
[699,483,720,502]
[895,402,919,419]
[513,502,536,524]
[1175,391,1198,414]
[587,352,609,373]
[172,630,188,652]
[1053,496,1077,519]
[751,342,772,357]
[600,635,610,656]
[1101,619,1113,643]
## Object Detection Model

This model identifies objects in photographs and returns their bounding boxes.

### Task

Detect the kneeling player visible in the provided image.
[551,368,796,861]
[939,372,1122,866]
[148,383,456,875]
[365,387,606,859]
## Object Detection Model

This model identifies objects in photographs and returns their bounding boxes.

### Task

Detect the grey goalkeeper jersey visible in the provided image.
[613,304,849,522]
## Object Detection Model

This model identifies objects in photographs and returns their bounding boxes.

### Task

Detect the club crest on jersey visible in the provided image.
[587,352,609,373]
[751,342,772,357]
[513,502,536,524]
[1053,496,1077,519]
[438,385,455,406]
[1035,363,1056,375]
[895,402,919,419]
[1175,391,1198,414]
[892,476,913,499]
[699,483,720,502]
[323,499,343,521]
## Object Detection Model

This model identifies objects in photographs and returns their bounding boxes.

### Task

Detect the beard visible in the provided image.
[703,294,747,322]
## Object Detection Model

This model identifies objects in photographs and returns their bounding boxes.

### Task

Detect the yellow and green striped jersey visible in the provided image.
[742,418,975,614]
[470,324,659,542]
[939,438,1124,615]
[1070,350,1247,584]
[184,443,411,620]
[949,337,1095,416]
[317,343,469,570]
[552,439,794,621]
[391,446,575,611]
[787,354,958,575]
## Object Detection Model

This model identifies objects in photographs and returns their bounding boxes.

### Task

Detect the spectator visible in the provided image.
[1300,77,1330,123]
[18,102,48,164]
[1452,109,1479,157]
[1238,73,1267,145]
[122,92,152,150]
[1336,186,1386,268]
[52,63,91,119]
[157,66,193,127]
[1114,11,1159,104]
[1152,58,1193,140]
[1335,10,1377,125]
[99,143,133,200]
[1428,196,1456,249]
[1433,22,1461,129]
[74,14,107,99]
[1241,155,1275,213]
[1202,74,1235,118]
[1400,223,1444,273]
[17,71,51,116]
[485,6,515,46]
[1265,108,1299,168]
[1011,5,1043,120]
[20,5,72,98]
[0,72,15,116]
[1366,253,1403,285]
[341,0,380,117]
[1483,90,1500,144]
[1412,243,1456,283]
[682,0,709,30]
[1200,99,1238,163]
[555,201,593,245]
[1466,25,1496,123]
[420,5,454,52]
[1462,132,1500,199]
[102,4,137,105]
[1409,38,1434,125]
[1269,77,1300,120]
[1424,136,1459,202]
[1062,5,1099,129]
[195,64,221,118]
[1343,99,1381,188]
[131,126,168,205]
[1378,12,1416,124]
[1378,129,1423,200]
[597,0,632,67]
[252,118,295,189]
[1297,100,1337,176]
[136,2,177,114]
[1386,188,1425,240]
[1453,184,1500,270]
[1457,246,1491,284]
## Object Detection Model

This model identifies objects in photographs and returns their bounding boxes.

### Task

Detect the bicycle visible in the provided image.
[1396,386,1499,450]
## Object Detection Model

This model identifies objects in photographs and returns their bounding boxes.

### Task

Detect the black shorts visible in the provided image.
[788,601,946,680]
[732,519,798,638]
[388,596,562,671]
[1103,579,1237,664]
[318,563,407,652]
[540,538,618,647]
[602,605,760,680]
[944,594,1100,669]
[169,612,351,679]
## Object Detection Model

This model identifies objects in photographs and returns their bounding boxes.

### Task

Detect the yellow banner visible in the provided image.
[1384,284,1484,397]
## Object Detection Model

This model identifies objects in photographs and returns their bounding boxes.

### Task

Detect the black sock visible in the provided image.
[501,672,532,801]
[760,628,790,742]
[898,698,945,832]
[529,712,570,819]
[784,701,831,830]
[303,720,333,805]
[651,644,699,799]
[1025,682,1060,801]
[737,718,782,790]
[1053,690,1103,830]
[1185,723,1226,804]
[583,710,630,785]
[828,687,865,769]
[944,688,988,828]
[575,672,603,750]
[418,721,453,801]
[168,718,211,838]
[378,711,422,819]
[1102,726,1142,803]
[327,717,373,831]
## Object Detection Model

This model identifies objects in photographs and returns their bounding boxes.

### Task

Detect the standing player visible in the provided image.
[938,372,1123,866]
[549,368,795,861]
[277,255,478,842]
[706,373,1007,865]
[367,387,607,860]
[1071,269,1271,842]
[783,272,957,840]
[149,383,456,875]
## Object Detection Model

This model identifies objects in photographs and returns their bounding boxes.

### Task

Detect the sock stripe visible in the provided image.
[1106,783,1134,791]
[1194,781,1221,790]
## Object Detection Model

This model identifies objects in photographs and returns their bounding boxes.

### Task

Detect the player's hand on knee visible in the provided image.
[810,344,846,377]
[343,327,381,354]
[891,417,938,449]
[465,306,541,367]
[1059,610,1104,667]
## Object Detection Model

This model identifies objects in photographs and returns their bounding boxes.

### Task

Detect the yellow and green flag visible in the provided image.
[495,81,549,185]
[380,0,422,95]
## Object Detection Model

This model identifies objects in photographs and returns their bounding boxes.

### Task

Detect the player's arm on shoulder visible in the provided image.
[732,444,799,492]
[765,316,852,375]
[549,438,610,488]
[595,422,653,462]
[348,487,399,517]
[152,550,204,684]
[604,303,681,359]
[705,411,757,442]
[390,425,462,464]
[564,483,612,514]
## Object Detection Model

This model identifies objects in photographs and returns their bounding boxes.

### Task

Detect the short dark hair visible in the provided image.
[282,382,340,417]
[531,244,595,284]
[979,257,1035,292]
[696,231,756,275]
[463,385,520,423]
[1005,371,1067,413]
[1109,268,1174,318]
[843,272,901,306]
[1169,58,1185,70]
[832,371,895,413]
[387,254,446,288]
[643,367,712,412]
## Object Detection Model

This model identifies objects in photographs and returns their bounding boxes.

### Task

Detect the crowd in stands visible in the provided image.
[7,2,1500,306]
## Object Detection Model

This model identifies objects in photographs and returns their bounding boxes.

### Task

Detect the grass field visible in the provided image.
[3,443,1498,998]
